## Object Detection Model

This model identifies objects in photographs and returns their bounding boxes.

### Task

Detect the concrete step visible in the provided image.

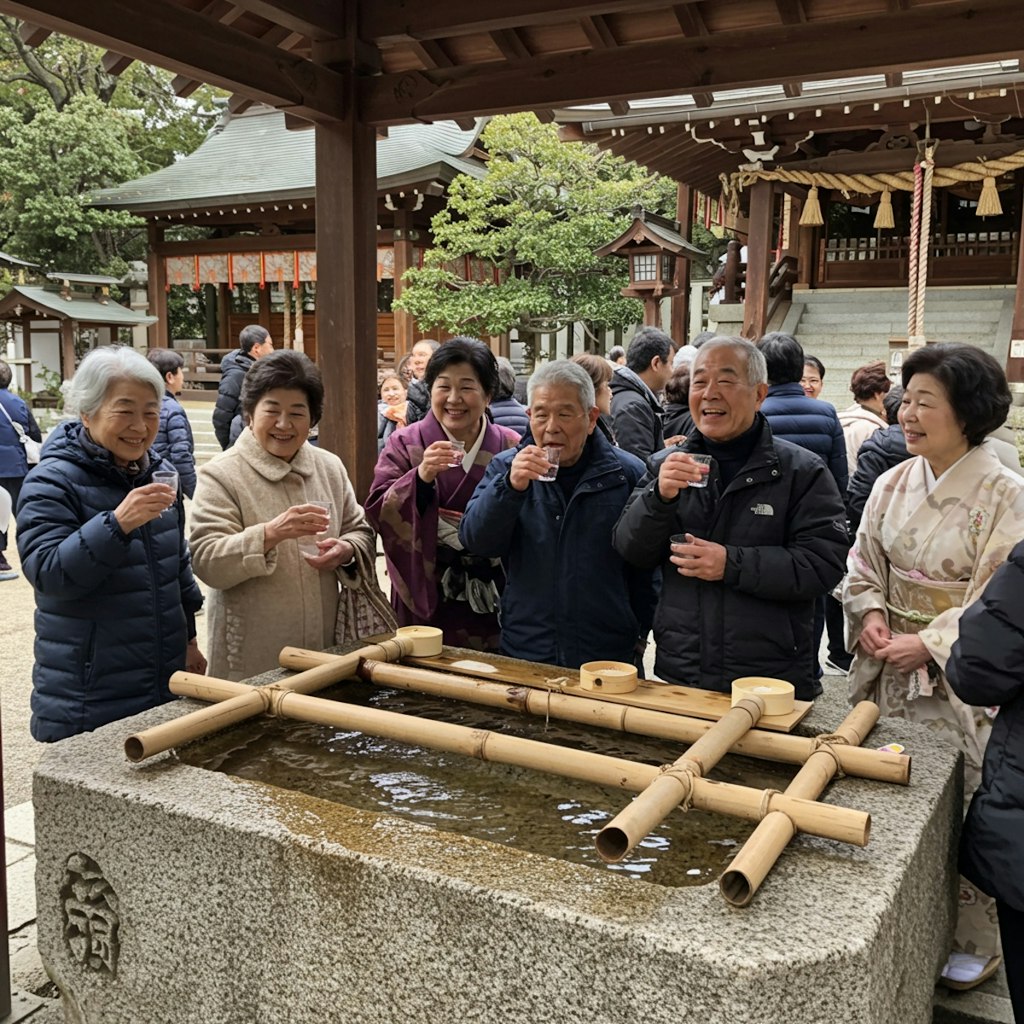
[798,286,1013,302]
[801,312,1001,326]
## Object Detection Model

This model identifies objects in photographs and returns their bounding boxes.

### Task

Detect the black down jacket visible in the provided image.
[845,424,910,533]
[613,414,848,700]
[610,366,666,463]
[212,348,256,449]
[15,422,204,742]
[947,540,1024,914]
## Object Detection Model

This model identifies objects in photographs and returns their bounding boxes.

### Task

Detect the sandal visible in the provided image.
[939,952,1002,991]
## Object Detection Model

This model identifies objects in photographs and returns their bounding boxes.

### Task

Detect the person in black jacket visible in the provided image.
[946,540,1024,1007]
[757,332,849,678]
[845,386,907,533]
[489,357,529,436]
[404,338,440,425]
[147,348,198,498]
[613,337,847,701]
[212,325,274,449]
[610,326,676,462]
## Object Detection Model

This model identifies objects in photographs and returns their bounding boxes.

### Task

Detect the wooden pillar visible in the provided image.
[671,183,692,343]
[392,207,415,362]
[203,283,218,344]
[59,318,76,380]
[21,316,32,393]
[313,45,378,500]
[217,284,230,346]
[147,224,169,347]
[742,180,775,340]
[257,282,271,331]
[1007,205,1024,383]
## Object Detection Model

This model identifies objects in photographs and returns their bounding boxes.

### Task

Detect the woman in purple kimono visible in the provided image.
[366,338,520,650]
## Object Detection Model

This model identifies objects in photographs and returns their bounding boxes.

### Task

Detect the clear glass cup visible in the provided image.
[447,440,467,468]
[151,467,179,514]
[297,500,333,558]
[538,446,561,482]
[687,453,713,488]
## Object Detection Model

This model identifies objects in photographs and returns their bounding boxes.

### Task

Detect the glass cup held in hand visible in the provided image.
[296,500,333,558]
[446,440,467,468]
[538,445,561,482]
[151,467,179,514]
[686,453,713,488]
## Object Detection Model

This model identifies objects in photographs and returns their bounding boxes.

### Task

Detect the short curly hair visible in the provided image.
[240,349,323,426]
[901,343,1010,446]
[850,361,891,402]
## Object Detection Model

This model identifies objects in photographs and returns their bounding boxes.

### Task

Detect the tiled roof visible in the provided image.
[4,286,157,325]
[90,108,486,213]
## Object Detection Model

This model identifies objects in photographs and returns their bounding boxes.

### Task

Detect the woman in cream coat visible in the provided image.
[191,350,377,681]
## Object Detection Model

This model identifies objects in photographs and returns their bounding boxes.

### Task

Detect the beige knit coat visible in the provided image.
[190,428,376,681]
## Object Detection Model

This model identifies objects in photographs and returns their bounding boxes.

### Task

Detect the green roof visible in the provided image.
[90,107,486,214]
[2,286,157,326]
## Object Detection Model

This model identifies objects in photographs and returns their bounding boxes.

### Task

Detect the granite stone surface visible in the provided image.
[33,656,962,1024]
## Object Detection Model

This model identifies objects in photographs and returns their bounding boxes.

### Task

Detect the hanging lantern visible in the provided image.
[873,188,895,230]
[977,176,1003,218]
[799,186,824,227]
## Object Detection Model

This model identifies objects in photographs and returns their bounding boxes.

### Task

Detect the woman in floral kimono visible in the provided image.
[366,338,520,651]
[844,343,1024,991]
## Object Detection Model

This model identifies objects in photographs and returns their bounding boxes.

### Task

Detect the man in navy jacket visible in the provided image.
[460,360,656,669]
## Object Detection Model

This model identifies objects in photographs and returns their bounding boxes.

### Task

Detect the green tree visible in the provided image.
[394,113,678,344]
[0,19,222,273]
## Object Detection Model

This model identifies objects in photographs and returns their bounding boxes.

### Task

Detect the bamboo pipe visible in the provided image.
[283,649,910,785]
[719,701,881,907]
[170,674,871,847]
[595,696,765,863]
[124,636,413,763]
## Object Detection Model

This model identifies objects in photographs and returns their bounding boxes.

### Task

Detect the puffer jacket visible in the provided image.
[212,349,255,449]
[154,391,197,498]
[613,414,848,700]
[489,396,529,437]
[947,540,1024,913]
[405,378,430,425]
[610,366,666,463]
[759,382,848,492]
[460,427,657,668]
[0,389,42,479]
[846,424,909,532]
[15,421,204,742]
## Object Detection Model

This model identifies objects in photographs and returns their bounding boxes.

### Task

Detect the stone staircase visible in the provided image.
[180,399,221,465]
[781,285,1015,409]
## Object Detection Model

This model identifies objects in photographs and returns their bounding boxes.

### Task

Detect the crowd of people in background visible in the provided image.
[3,318,1024,1015]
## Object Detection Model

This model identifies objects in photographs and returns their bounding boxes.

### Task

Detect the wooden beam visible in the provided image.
[1007,197,1024,381]
[17,20,50,45]
[154,234,316,257]
[579,14,629,115]
[742,180,774,340]
[0,0,348,121]
[775,0,805,25]
[885,71,903,88]
[170,74,201,97]
[409,38,454,69]
[362,0,676,44]
[100,50,133,75]
[670,182,692,344]
[227,93,255,115]
[491,27,532,61]
[783,82,802,98]
[217,0,345,40]
[313,36,378,501]
[361,1,1024,125]
[672,3,708,37]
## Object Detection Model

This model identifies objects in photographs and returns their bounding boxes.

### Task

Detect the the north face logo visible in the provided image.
[750,503,774,516]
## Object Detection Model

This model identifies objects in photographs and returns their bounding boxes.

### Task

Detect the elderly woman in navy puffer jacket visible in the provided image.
[16,346,205,742]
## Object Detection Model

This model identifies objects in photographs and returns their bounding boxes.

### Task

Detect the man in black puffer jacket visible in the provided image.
[610,326,676,463]
[613,338,847,701]
[212,325,274,448]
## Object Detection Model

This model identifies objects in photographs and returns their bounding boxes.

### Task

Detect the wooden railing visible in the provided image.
[766,254,798,326]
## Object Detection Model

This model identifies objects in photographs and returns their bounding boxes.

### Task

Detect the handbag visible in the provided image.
[335,541,398,644]
[0,402,41,464]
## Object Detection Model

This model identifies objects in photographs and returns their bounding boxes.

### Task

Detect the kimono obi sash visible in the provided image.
[437,506,502,614]
[885,563,968,634]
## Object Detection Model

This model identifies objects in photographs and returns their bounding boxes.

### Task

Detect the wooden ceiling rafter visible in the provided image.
[215,0,344,41]
[580,14,630,116]
[16,19,49,45]
[360,1,1024,125]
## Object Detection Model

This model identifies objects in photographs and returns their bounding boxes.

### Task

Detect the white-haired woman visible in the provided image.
[16,346,206,742]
